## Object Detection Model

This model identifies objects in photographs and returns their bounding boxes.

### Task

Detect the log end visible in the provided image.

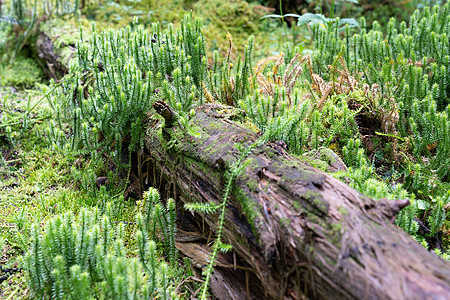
[374,198,410,221]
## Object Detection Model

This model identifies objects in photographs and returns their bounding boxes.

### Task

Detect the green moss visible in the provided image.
[236,120,260,134]
[319,148,338,164]
[292,200,301,210]
[233,185,260,233]
[338,206,349,216]
[0,55,43,88]
[193,0,262,52]
[300,147,347,173]
[310,193,327,212]
[264,147,278,160]
[204,122,222,131]
[246,178,258,192]
[183,155,222,184]
[202,138,225,157]
[279,217,291,228]
[302,157,329,172]
[330,221,342,233]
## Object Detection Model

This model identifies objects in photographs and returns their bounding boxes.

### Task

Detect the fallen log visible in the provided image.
[143,101,450,299]
[34,31,68,79]
[32,19,77,80]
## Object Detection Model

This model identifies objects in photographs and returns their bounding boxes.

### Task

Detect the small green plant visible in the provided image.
[309,3,449,161]
[261,0,360,61]
[139,187,178,266]
[239,56,359,155]
[295,0,360,32]
[298,2,450,254]
[24,189,179,299]
[206,32,254,106]
[47,15,210,164]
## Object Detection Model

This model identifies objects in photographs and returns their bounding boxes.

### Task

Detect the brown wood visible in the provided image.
[144,102,450,300]
[34,31,67,79]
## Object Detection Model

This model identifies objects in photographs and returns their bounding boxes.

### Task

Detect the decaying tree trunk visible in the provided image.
[144,101,450,300]
[34,31,69,79]
[32,23,76,80]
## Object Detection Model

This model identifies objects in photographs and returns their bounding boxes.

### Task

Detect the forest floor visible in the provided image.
[1,0,449,299]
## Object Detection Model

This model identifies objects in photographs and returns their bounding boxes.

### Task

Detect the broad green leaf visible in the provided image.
[297,13,327,26]
[417,200,429,210]
[339,18,360,28]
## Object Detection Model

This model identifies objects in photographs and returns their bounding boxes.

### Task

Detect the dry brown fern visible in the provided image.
[254,53,310,105]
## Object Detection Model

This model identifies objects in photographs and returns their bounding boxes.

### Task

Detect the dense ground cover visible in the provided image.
[0,0,449,298]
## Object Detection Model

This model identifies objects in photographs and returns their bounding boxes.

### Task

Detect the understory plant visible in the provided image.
[47,14,254,162]
[302,3,449,254]
[308,2,449,174]
[24,187,179,299]
[251,2,449,255]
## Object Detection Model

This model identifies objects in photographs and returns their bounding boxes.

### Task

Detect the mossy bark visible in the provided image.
[30,19,78,80]
[144,103,450,300]
[34,31,68,79]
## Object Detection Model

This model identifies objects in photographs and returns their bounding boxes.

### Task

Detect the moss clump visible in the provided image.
[301,156,329,172]
[193,0,262,52]
[0,56,43,88]
[246,178,259,192]
[300,147,348,173]
[233,184,261,233]
[279,217,291,228]
[338,206,349,216]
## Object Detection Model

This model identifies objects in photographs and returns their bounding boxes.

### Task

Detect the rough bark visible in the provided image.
[31,20,77,80]
[143,102,450,300]
[33,31,69,79]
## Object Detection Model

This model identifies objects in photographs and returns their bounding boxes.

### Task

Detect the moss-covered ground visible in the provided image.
[0,87,134,297]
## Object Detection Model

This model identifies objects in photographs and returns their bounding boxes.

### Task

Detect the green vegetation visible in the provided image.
[302,2,449,253]
[0,55,43,87]
[24,207,176,299]
[0,0,449,298]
